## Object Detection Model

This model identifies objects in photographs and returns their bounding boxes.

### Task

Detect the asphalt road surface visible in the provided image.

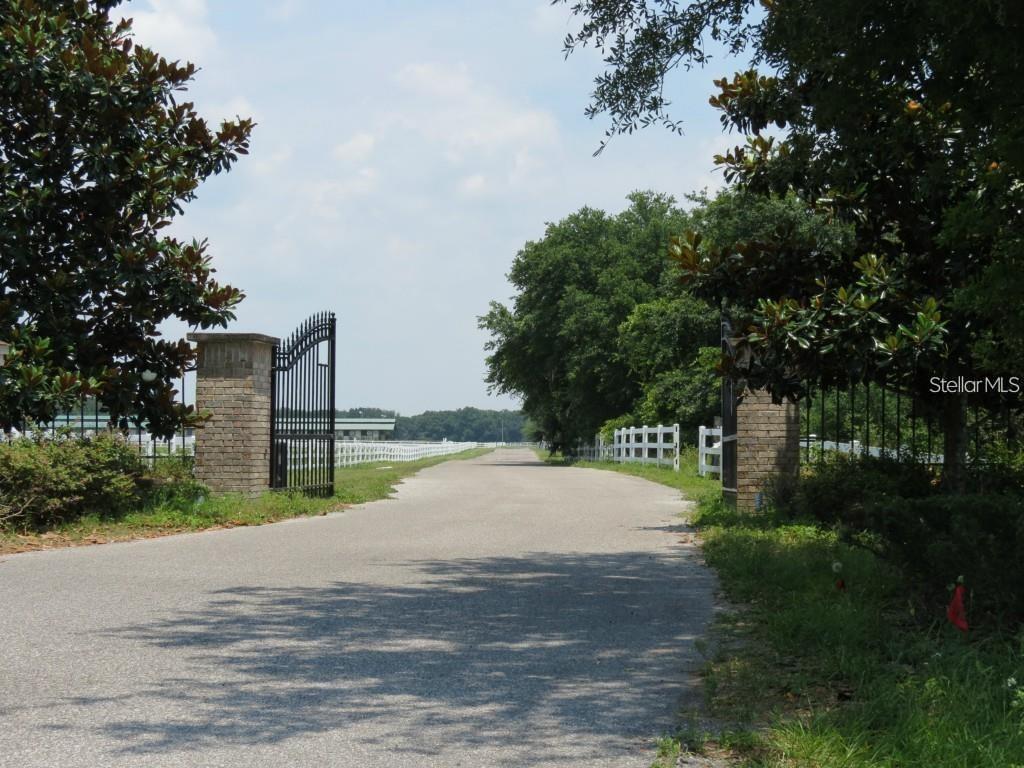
[0,448,717,768]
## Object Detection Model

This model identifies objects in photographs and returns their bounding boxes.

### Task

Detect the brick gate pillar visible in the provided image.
[735,388,800,512]
[187,332,279,496]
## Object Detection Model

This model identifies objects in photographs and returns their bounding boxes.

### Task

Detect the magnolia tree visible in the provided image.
[560,0,1024,488]
[0,0,252,437]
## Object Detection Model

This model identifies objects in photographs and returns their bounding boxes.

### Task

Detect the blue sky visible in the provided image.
[127,0,734,414]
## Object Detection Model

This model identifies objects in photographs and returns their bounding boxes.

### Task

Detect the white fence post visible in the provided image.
[673,423,680,472]
[698,426,722,477]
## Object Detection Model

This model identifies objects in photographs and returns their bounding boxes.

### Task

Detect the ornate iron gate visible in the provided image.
[270,312,337,496]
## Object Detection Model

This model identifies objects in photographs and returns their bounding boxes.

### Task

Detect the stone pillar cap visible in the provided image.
[187,332,280,345]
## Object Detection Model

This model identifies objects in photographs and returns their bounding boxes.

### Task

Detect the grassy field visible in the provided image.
[0,447,492,555]
[553,451,1024,767]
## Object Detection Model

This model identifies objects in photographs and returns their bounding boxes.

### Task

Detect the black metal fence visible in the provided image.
[801,382,1020,468]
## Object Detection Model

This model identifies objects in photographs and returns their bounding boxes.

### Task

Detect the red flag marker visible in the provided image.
[947,584,968,633]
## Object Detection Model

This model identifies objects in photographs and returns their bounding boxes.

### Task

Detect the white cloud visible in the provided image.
[396,62,474,100]
[207,95,258,123]
[333,132,376,163]
[249,144,293,177]
[393,62,559,156]
[507,148,544,187]
[305,168,379,219]
[531,2,573,37]
[128,0,217,66]
[268,0,304,20]
[458,174,487,196]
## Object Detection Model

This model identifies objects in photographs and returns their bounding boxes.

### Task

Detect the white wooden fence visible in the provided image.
[698,426,722,477]
[572,424,680,470]
[334,440,479,467]
[611,424,680,471]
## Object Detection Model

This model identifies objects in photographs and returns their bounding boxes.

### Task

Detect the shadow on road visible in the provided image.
[88,551,713,759]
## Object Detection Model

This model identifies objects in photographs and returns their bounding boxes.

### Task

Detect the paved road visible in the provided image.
[0,448,716,767]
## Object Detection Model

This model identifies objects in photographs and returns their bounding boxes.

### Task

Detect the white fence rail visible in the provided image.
[698,426,722,477]
[334,440,480,467]
[801,436,944,464]
[573,424,681,470]
[612,424,680,471]
[5,427,196,464]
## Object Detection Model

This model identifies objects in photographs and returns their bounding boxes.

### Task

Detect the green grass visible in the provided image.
[536,445,720,503]
[668,496,1024,767]
[554,451,1024,767]
[0,447,493,553]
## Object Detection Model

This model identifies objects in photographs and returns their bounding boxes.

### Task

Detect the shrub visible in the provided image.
[0,433,146,529]
[768,453,1024,623]
[878,493,1024,620]
[970,442,1024,494]
[772,453,934,529]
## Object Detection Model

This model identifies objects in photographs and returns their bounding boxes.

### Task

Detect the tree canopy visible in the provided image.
[480,191,718,449]
[560,0,1024,482]
[0,0,252,436]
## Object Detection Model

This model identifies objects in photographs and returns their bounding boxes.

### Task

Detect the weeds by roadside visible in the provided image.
[690,495,1024,767]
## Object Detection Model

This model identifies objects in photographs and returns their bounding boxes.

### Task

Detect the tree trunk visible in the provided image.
[942,392,968,494]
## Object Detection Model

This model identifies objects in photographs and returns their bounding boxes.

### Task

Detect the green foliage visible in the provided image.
[975,442,1024,494]
[481,192,717,449]
[770,454,1024,621]
[617,295,721,438]
[632,347,721,441]
[693,493,1024,767]
[560,0,1024,484]
[772,454,935,531]
[597,413,637,444]
[617,295,716,381]
[394,408,525,442]
[142,456,206,510]
[0,0,252,436]
[0,432,145,529]
[881,493,1024,620]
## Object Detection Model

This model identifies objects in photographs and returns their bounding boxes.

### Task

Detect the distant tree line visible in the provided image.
[335,407,397,419]
[335,407,528,443]
[395,408,526,442]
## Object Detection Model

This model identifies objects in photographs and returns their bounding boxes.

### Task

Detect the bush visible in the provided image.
[773,453,934,529]
[769,453,1024,622]
[970,441,1024,493]
[0,433,146,529]
[878,493,1024,620]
